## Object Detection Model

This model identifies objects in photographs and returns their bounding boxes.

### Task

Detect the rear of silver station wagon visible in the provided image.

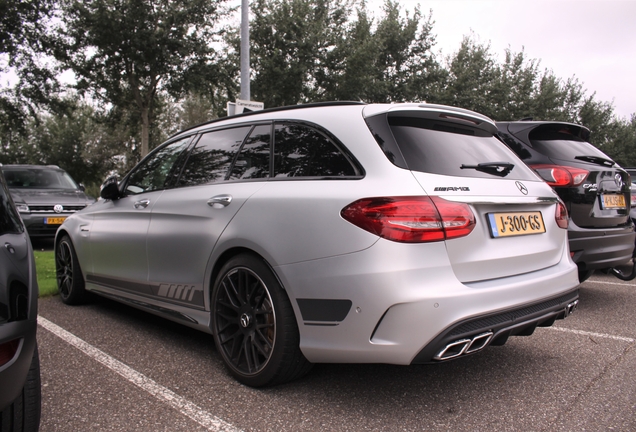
[277,104,580,365]
[56,102,580,386]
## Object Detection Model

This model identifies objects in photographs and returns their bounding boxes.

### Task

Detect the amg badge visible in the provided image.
[434,187,470,192]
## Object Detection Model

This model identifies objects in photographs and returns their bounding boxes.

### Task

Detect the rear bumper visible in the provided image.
[568,222,635,270]
[277,238,580,365]
[412,290,579,363]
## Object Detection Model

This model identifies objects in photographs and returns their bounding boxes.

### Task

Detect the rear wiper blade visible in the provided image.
[460,162,514,177]
[574,155,615,167]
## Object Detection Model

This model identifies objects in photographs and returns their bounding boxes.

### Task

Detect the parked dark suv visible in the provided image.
[497,120,635,281]
[1,165,95,238]
[0,166,41,431]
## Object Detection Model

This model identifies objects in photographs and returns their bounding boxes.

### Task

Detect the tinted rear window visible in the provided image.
[273,123,359,178]
[529,128,614,162]
[387,117,537,180]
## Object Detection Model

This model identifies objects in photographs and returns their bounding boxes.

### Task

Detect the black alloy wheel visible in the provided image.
[212,254,311,387]
[55,236,88,305]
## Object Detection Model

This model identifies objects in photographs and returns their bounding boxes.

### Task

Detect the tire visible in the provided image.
[211,254,312,387]
[578,269,594,283]
[56,235,88,305]
[0,344,41,432]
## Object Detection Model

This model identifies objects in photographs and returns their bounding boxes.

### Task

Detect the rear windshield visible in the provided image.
[386,117,538,180]
[529,128,614,162]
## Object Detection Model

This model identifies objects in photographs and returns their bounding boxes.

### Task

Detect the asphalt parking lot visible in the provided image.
[36,273,635,432]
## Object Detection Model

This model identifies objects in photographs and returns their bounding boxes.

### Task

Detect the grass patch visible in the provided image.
[34,250,58,297]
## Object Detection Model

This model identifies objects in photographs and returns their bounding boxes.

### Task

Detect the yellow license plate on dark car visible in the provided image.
[601,194,626,209]
[487,212,546,238]
[44,217,67,225]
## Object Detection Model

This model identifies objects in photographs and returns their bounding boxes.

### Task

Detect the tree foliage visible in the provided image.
[54,0,228,157]
[0,94,128,186]
[0,0,60,139]
[246,0,441,105]
[2,0,636,180]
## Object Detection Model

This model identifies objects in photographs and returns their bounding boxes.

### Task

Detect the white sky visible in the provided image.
[365,0,636,119]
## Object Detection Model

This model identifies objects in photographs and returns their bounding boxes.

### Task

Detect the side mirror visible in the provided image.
[100,176,121,200]
[78,183,86,191]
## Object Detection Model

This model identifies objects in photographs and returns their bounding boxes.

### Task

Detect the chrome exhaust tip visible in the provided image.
[434,331,494,360]
[565,300,579,317]
[465,332,494,354]
[434,338,471,360]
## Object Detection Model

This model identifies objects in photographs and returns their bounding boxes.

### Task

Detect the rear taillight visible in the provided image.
[530,164,589,187]
[631,192,636,208]
[341,196,475,243]
[555,201,569,229]
[0,339,20,367]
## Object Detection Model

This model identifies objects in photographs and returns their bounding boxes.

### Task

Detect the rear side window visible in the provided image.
[273,123,358,178]
[179,127,251,186]
[229,125,271,180]
[385,116,537,180]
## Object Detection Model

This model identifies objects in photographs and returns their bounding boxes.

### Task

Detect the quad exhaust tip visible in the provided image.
[434,300,579,361]
[434,331,494,361]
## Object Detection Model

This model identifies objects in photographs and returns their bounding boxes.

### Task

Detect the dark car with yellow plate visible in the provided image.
[1,165,95,238]
[497,120,635,281]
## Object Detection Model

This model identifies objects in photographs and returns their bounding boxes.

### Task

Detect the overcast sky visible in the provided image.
[365,0,636,119]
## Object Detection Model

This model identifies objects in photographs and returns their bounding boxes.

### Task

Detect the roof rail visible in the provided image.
[170,101,367,138]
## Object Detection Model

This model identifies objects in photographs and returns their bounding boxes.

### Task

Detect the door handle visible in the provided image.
[4,243,15,254]
[134,199,150,209]
[207,195,232,208]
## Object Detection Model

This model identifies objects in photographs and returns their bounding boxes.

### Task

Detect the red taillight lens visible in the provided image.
[341,196,475,243]
[0,339,20,367]
[631,192,636,208]
[530,164,589,187]
[555,201,569,229]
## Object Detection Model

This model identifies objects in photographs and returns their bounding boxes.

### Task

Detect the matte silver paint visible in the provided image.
[57,103,580,364]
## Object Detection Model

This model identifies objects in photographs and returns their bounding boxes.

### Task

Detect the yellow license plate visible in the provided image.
[601,194,626,209]
[44,217,67,225]
[487,212,546,238]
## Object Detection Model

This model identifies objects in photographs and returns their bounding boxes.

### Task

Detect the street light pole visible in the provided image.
[240,0,250,101]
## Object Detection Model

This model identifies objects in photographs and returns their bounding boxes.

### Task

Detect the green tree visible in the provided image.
[327,1,441,103]
[436,36,499,116]
[247,0,355,107]
[0,95,126,187]
[0,0,60,139]
[246,0,441,106]
[55,0,228,158]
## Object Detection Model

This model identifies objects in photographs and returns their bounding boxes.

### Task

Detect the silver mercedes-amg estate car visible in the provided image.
[55,102,580,387]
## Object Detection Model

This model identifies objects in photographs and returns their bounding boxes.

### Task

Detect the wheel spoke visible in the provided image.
[221,278,241,308]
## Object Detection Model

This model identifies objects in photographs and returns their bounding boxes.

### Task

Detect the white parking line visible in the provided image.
[546,326,635,343]
[37,316,242,432]
[586,278,636,287]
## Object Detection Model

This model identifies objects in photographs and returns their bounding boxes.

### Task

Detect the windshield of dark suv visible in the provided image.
[2,167,79,190]
[374,116,538,180]
[529,128,614,163]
